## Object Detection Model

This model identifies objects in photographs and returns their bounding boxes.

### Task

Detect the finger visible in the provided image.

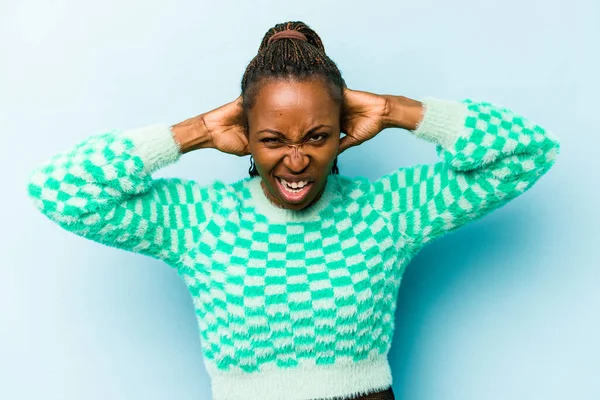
[338,135,359,155]
[341,89,352,112]
[234,141,250,157]
[235,148,250,157]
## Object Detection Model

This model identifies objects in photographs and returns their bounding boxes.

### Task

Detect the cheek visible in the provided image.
[251,148,284,172]
[317,138,340,163]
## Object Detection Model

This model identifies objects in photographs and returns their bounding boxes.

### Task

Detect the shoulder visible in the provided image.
[328,173,373,203]
[214,176,254,211]
[147,177,245,211]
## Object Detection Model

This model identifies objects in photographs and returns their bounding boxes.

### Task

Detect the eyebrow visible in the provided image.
[256,124,332,138]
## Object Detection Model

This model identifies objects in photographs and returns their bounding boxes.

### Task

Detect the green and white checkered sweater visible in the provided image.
[28,98,559,400]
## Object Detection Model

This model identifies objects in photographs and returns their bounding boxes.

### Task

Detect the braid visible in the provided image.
[242,21,344,177]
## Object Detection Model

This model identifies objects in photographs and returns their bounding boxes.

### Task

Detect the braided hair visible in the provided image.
[242,21,345,177]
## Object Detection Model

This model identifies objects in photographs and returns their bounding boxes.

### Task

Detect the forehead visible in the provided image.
[249,79,339,131]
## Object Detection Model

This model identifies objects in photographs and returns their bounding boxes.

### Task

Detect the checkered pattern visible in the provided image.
[179,190,399,374]
[371,98,560,248]
[28,98,559,399]
[28,127,220,265]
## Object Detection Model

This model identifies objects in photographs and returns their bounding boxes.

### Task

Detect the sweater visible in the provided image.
[28,98,560,400]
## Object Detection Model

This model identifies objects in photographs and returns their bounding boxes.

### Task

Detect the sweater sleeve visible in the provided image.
[369,98,560,250]
[27,124,221,267]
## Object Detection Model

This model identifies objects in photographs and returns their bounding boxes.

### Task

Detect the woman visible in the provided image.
[28,21,559,400]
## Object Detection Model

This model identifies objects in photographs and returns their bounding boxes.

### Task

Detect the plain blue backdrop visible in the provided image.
[1,0,598,399]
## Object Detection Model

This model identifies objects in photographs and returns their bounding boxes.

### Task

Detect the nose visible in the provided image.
[282,145,309,173]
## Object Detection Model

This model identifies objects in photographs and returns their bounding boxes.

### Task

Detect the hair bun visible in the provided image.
[242,20,345,116]
[258,21,326,54]
[267,30,308,45]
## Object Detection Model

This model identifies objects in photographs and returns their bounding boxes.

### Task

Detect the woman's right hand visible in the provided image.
[172,96,249,156]
[202,96,250,156]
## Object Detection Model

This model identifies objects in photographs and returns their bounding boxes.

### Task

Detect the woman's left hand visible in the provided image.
[339,88,389,154]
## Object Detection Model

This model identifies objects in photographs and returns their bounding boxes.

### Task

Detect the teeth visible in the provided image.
[279,178,310,194]
[280,179,308,189]
[283,186,301,193]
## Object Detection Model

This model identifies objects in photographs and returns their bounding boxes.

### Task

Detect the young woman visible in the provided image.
[28,21,560,400]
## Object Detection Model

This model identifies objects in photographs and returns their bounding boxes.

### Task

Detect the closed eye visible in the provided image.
[261,138,281,144]
[260,134,328,145]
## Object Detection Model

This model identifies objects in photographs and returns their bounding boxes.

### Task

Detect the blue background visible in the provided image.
[1,0,599,399]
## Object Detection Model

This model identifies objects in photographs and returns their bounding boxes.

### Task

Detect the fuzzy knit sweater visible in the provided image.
[28,98,559,400]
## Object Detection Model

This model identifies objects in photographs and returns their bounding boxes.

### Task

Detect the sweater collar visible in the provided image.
[245,176,337,223]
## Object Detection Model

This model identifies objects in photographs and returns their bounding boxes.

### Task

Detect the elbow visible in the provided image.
[27,167,50,213]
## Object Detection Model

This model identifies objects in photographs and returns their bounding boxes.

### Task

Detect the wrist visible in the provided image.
[382,95,424,131]
[170,115,213,154]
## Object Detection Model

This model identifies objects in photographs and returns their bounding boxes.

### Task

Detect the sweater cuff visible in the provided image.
[412,98,469,149]
[122,124,181,174]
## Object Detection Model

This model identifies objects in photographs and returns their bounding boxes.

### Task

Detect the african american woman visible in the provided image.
[28,21,560,400]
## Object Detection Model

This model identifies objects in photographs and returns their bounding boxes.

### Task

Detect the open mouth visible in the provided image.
[275,177,314,204]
